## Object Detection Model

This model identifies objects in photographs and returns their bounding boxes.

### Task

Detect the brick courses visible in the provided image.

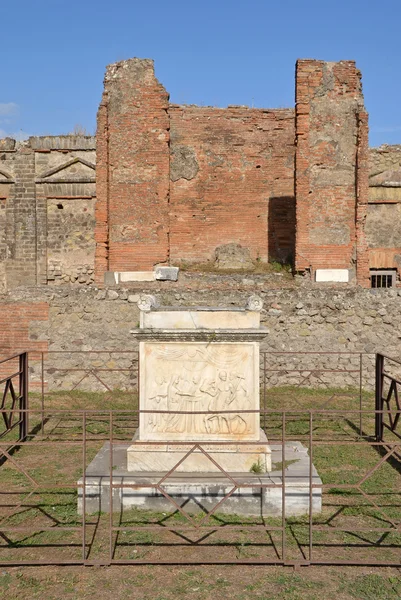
[95,59,170,278]
[2,57,401,290]
[169,105,294,264]
[0,302,48,354]
[95,57,372,284]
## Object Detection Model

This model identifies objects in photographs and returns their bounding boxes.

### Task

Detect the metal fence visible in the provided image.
[0,352,28,443]
[0,351,399,566]
[375,353,401,442]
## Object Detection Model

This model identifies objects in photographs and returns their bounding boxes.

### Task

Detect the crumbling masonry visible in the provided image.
[1,58,401,290]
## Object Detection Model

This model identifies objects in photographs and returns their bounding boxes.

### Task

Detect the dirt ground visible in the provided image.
[0,564,401,600]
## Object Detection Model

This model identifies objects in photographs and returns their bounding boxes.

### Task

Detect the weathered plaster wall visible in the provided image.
[367,145,401,273]
[0,136,96,290]
[295,60,368,281]
[169,105,295,265]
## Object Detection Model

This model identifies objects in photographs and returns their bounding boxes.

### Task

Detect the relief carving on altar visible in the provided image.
[141,343,258,440]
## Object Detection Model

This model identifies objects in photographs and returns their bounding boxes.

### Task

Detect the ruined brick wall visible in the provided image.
[366,145,401,275]
[169,105,295,265]
[95,57,372,281]
[0,136,96,290]
[4,57,401,291]
[94,59,295,279]
[95,59,170,282]
[0,301,49,388]
[355,111,370,286]
[295,60,367,281]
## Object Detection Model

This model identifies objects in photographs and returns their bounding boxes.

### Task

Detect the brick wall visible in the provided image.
[356,111,370,286]
[0,302,49,354]
[169,105,295,264]
[0,139,15,288]
[295,60,366,280]
[95,59,170,279]
[0,301,48,387]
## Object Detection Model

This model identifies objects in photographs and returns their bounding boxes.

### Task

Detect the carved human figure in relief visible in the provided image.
[148,375,169,432]
[164,373,206,434]
[186,374,204,433]
[227,373,250,434]
[202,370,250,435]
[202,370,232,434]
[164,375,187,433]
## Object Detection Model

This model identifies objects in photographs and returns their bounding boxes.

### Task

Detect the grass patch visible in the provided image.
[272,459,300,471]
[340,573,401,599]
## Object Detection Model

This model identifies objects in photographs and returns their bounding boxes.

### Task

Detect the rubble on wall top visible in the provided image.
[29,135,96,150]
[372,144,401,152]
[104,57,156,82]
[0,138,16,151]
[0,135,96,151]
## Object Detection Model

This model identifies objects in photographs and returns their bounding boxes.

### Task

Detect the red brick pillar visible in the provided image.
[295,60,366,282]
[95,59,170,283]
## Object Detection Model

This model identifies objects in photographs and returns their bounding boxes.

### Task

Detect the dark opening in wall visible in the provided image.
[370,269,397,288]
[268,196,295,266]
[57,203,64,209]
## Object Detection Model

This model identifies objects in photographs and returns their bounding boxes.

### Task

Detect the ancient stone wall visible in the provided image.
[2,278,401,390]
[0,136,96,291]
[95,57,374,285]
[367,145,401,275]
[2,58,401,291]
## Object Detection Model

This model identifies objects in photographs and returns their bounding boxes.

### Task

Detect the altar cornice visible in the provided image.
[130,328,269,342]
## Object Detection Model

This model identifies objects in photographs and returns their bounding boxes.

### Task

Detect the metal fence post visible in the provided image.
[375,353,384,442]
[18,352,29,441]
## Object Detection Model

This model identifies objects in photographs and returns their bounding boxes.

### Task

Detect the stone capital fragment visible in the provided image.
[246,295,263,312]
[137,294,158,312]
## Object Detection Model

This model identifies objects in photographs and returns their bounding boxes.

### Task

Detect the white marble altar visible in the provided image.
[127,296,271,472]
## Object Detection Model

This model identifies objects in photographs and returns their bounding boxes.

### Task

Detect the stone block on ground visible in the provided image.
[214,243,254,270]
[154,266,179,281]
[104,271,118,285]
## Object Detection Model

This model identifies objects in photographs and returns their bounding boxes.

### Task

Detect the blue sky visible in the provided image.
[1,0,400,146]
